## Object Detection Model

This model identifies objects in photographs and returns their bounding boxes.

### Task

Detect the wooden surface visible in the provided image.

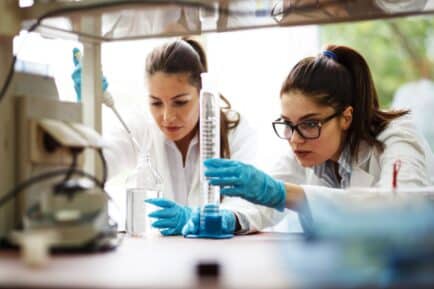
[0,232,300,289]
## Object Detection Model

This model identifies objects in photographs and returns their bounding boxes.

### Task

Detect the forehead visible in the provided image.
[148,72,197,98]
[281,90,332,121]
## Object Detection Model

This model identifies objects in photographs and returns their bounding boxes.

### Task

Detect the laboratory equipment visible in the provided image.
[125,151,162,237]
[182,207,236,236]
[184,72,232,239]
[200,73,221,206]
[0,95,118,250]
[102,90,140,152]
[72,48,140,152]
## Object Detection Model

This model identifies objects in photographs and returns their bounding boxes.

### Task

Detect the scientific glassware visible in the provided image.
[186,72,232,239]
[125,151,162,237]
[200,72,221,206]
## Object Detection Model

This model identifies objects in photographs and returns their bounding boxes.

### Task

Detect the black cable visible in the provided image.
[0,168,103,209]
[60,148,81,184]
[0,145,115,208]
[97,148,108,186]
[0,19,40,103]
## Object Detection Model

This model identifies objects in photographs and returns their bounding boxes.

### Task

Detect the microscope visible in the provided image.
[0,74,118,252]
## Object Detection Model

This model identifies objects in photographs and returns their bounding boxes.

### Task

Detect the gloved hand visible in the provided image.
[145,198,192,236]
[181,208,236,236]
[71,48,108,102]
[204,158,286,211]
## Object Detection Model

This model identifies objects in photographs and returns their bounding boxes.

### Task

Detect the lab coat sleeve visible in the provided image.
[102,109,150,180]
[299,116,434,235]
[219,114,286,233]
[374,116,433,187]
[268,149,311,231]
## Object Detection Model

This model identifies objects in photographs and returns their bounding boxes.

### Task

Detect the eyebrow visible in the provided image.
[281,113,321,123]
[149,93,190,100]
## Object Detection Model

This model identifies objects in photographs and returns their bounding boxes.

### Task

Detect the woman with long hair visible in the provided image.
[193,45,434,235]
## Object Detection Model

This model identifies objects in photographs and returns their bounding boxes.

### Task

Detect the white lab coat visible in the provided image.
[268,115,434,232]
[103,110,276,233]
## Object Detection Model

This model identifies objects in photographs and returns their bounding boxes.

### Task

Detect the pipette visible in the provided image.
[73,48,140,153]
[101,90,140,153]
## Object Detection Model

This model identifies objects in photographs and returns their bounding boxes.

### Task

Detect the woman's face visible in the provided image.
[280,90,352,167]
[148,72,200,143]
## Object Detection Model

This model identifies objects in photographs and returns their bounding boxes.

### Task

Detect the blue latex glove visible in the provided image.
[145,198,192,236]
[182,208,236,236]
[71,48,108,102]
[204,158,286,211]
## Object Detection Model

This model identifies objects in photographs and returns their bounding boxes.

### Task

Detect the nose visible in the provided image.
[163,107,176,122]
[289,129,305,144]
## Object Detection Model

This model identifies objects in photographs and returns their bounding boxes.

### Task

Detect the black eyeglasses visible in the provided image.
[272,111,341,140]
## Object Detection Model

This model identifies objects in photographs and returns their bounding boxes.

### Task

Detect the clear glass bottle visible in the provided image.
[125,150,162,237]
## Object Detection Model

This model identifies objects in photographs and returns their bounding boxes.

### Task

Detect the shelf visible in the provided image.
[20,0,434,43]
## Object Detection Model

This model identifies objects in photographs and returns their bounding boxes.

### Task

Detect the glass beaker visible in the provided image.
[126,188,161,237]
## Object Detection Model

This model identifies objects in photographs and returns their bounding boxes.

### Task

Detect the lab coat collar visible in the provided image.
[354,140,372,166]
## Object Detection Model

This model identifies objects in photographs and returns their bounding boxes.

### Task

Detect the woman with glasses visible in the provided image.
[184,45,434,235]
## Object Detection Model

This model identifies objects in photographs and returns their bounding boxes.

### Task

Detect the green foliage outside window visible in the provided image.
[320,16,434,107]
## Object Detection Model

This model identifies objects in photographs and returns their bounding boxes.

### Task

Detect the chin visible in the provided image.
[295,157,320,168]
[164,132,184,141]
[159,126,185,141]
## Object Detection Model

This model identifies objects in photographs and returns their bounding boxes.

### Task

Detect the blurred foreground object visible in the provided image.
[283,187,434,288]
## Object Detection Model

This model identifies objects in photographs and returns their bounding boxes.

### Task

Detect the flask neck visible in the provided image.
[137,151,152,167]
[135,151,163,189]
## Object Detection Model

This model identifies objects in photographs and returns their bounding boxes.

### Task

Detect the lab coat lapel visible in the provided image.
[150,126,175,200]
[350,141,378,187]
[350,168,375,187]
[187,153,201,206]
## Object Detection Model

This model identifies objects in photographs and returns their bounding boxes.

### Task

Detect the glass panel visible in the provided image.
[24,0,434,42]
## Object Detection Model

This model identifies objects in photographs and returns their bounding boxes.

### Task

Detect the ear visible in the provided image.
[340,106,353,130]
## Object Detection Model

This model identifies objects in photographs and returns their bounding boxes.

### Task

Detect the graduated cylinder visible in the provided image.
[199,73,220,206]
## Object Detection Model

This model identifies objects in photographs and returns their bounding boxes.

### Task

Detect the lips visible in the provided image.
[294,150,311,158]
[164,126,182,132]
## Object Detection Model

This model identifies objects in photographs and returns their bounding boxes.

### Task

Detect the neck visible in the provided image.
[330,151,341,162]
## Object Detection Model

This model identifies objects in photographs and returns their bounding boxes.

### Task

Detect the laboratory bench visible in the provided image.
[1,232,434,289]
[0,232,299,289]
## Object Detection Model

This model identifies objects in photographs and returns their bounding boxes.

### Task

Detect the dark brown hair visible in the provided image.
[145,38,239,158]
[280,44,408,158]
